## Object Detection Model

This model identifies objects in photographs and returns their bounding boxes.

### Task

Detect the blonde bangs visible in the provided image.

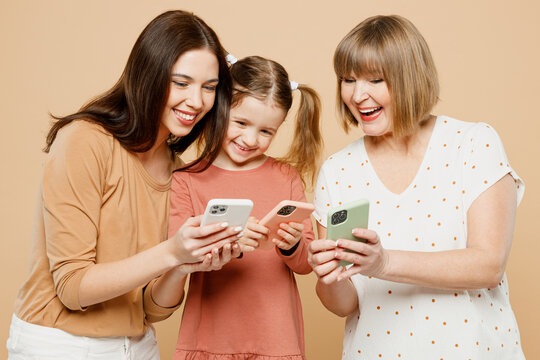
[334,38,384,80]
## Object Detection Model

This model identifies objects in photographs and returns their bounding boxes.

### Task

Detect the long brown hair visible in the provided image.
[229,56,322,187]
[44,10,231,172]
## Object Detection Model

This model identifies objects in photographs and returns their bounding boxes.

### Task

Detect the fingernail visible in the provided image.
[213,248,219,254]
[334,252,339,257]
[237,232,244,238]
[225,244,231,250]
[234,226,243,232]
[221,222,229,228]
[335,240,340,247]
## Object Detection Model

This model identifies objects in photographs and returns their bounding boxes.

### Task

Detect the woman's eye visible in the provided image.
[371,79,384,84]
[261,130,274,136]
[235,121,246,127]
[172,81,188,88]
[203,85,217,91]
[342,78,356,84]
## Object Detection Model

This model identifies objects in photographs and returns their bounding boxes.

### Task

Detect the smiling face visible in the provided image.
[340,74,393,136]
[160,48,219,138]
[215,96,287,170]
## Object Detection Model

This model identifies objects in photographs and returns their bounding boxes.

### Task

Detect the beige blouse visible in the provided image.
[14,120,182,337]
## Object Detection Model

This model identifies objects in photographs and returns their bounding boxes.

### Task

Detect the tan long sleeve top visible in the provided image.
[14,120,182,337]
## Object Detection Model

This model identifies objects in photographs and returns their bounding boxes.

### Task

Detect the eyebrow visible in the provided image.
[232,116,278,132]
[231,115,250,122]
[171,73,219,83]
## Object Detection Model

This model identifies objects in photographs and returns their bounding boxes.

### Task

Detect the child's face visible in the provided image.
[219,96,286,168]
[340,74,393,136]
[160,48,219,138]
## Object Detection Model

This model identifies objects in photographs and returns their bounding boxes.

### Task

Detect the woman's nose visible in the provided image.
[186,87,203,110]
[352,81,369,104]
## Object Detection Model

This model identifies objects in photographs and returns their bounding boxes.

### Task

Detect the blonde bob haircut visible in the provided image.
[334,15,439,136]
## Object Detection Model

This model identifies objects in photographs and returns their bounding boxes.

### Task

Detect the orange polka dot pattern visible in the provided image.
[313,116,525,359]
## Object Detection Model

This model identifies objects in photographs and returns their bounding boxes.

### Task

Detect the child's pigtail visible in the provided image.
[279,84,323,189]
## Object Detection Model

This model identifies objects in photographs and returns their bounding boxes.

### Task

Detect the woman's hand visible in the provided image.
[309,224,359,317]
[169,215,242,265]
[334,228,389,281]
[148,233,243,310]
[307,239,343,284]
[273,222,304,251]
[237,217,269,253]
[176,242,242,275]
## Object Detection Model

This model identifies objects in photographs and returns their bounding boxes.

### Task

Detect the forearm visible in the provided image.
[316,278,358,317]
[148,267,188,308]
[340,176,516,291]
[381,247,506,290]
[79,239,179,308]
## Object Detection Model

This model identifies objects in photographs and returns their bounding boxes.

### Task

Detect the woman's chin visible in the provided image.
[361,126,391,137]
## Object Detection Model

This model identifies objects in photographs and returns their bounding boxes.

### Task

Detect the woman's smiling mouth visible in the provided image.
[173,109,197,125]
[358,106,382,122]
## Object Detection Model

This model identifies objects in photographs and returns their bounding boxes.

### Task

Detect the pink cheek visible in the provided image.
[260,140,273,152]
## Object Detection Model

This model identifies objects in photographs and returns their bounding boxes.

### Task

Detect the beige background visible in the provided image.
[1,0,539,359]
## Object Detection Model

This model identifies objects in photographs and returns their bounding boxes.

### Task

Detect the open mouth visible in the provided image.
[173,109,196,125]
[359,107,382,116]
[358,106,382,121]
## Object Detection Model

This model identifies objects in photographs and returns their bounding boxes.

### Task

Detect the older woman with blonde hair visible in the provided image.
[308,15,525,359]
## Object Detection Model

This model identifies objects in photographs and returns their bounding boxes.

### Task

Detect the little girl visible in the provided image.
[167,55,322,359]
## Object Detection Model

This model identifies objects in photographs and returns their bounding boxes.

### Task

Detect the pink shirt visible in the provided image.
[169,158,314,360]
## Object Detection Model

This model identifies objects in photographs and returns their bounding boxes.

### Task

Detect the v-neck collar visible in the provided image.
[359,116,441,198]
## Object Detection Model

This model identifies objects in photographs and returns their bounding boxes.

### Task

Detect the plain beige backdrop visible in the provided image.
[1,1,539,359]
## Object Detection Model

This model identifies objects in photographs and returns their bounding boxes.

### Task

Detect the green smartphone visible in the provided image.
[326,199,370,266]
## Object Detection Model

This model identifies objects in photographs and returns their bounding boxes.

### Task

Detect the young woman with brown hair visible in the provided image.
[8,10,241,359]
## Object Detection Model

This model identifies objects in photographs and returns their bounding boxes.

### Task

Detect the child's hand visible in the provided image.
[273,221,304,251]
[237,217,269,253]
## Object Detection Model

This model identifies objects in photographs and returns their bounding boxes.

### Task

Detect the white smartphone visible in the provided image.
[257,200,315,250]
[200,199,253,228]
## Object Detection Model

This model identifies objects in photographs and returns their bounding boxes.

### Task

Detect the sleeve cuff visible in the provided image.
[143,278,183,323]
[278,240,300,256]
[56,265,92,312]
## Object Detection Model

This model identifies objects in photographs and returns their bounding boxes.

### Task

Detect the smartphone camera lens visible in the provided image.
[211,210,217,214]
[331,210,348,225]
[219,206,227,213]
[277,205,296,216]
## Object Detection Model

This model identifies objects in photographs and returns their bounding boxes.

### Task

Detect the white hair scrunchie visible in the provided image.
[289,81,299,91]
[226,54,238,65]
